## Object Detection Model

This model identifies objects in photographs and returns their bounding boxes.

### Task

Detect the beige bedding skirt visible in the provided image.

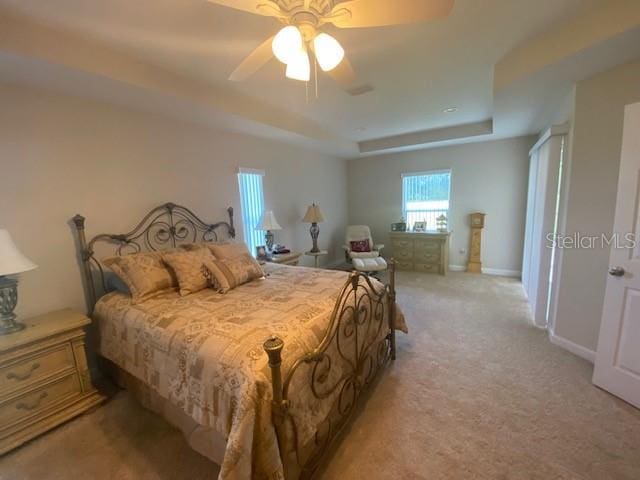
[107,361,227,465]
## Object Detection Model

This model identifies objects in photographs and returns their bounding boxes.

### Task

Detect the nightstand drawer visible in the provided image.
[0,373,82,430]
[0,344,75,397]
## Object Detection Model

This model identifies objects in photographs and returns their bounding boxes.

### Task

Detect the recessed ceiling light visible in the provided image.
[442,107,459,113]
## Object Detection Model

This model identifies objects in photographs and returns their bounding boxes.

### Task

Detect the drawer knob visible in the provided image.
[6,362,41,381]
[15,391,48,411]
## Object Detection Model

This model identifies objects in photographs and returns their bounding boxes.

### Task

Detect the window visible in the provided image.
[237,168,265,256]
[402,170,451,231]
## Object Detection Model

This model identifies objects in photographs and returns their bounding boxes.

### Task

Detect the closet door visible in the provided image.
[522,151,539,297]
[523,135,564,328]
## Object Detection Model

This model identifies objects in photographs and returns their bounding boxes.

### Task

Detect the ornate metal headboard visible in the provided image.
[72,202,235,312]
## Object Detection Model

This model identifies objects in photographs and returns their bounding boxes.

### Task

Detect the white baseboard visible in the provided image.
[448,265,521,277]
[548,330,596,363]
[482,267,521,277]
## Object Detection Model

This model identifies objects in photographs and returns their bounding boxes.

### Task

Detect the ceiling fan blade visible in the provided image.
[328,0,454,28]
[229,36,275,81]
[206,0,279,17]
[326,56,357,90]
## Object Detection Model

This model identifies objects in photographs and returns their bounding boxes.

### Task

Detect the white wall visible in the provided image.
[552,60,640,353]
[0,84,348,319]
[347,137,534,274]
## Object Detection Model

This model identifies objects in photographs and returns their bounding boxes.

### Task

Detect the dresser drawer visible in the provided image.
[394,249,414,261]
[415,263,441,274]
[396,261,414,271]
[391,239,413,251]
[414,239,441,252]
[414,252,441,264]
[0,344,75,397]
[0,374,82,430]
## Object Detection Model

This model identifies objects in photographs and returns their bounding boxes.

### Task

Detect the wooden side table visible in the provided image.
[0,309,105,454]
[266,252,303,266]
[305,250,329,268]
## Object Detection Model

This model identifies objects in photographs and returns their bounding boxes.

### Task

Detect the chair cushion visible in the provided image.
[353,257,388,272]
[349,251,380,259]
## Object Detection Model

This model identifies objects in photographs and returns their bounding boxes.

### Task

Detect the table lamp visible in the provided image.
[0,229,37,335]
[256,211,282,252]
[302,203,325,253]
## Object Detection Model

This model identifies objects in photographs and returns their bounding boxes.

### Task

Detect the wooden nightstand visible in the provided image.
[0,309,105,454]
[265,252,302,266]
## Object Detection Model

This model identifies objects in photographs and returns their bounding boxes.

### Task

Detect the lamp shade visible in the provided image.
[272,26,303,65]
[285,50,311,82]
[256,211,282,231]
[0,230,37,276]
[313,33,345,72]
[302,204,325,223]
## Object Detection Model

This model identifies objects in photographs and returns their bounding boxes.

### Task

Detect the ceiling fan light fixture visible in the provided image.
[313,33,344,72]
[285,50,311,82]
[272,25,303,65]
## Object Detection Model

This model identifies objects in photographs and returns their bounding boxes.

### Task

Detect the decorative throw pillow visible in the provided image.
[202,254,264,293]
[207,242,253,260]
[103,251,178,304]
[162,248,216,296]
[350,239,371,253]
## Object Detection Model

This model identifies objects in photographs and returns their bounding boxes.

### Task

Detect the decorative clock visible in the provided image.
[467,212,486,273]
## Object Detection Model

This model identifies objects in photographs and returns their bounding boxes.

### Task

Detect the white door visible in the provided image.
[593,102,640,408]
[522,133,565,328]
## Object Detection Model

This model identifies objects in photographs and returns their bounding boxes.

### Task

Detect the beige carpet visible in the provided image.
[2,272,639,479]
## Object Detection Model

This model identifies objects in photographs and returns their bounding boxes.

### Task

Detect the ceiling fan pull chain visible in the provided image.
[314,55,319,100]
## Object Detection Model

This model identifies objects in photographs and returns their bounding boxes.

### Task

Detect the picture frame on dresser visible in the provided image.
[412,221,426,232]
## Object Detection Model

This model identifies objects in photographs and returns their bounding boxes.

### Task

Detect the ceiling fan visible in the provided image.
[207,0,455,90]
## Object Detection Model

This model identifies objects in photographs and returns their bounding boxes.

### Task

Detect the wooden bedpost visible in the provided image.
[72,214,96,314]
[263,336,289,478]
[388,259,397,360]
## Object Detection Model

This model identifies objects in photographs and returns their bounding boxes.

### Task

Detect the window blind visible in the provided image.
[238,170,265,256]
[402,170,451,230]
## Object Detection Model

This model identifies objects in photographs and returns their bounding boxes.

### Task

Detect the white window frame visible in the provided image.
[401,169,452,231]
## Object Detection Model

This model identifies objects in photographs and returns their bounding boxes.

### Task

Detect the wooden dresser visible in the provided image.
[389,231,450,275]
[0,309,104,454]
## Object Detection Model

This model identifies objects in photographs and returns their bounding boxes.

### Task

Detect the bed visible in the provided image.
[72,203,406,479]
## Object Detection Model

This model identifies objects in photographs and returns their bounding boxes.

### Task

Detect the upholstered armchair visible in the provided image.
[343,225,387,274]
[343,225,384,260]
